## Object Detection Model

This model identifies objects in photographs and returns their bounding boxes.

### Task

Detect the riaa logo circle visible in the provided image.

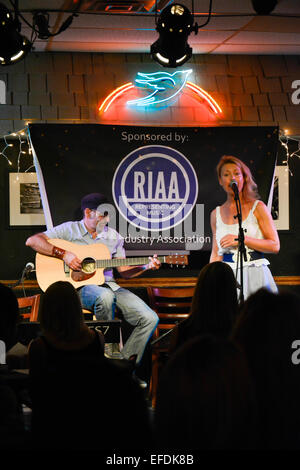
[112,145,198,231]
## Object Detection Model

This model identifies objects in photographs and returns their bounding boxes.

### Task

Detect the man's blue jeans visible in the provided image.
[78,285,159,364]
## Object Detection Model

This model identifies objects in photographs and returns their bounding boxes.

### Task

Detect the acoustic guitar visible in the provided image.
[36,238,188,292]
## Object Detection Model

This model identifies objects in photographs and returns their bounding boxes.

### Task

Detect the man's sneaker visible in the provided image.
[132,371,148,389]
[104,343,123,360]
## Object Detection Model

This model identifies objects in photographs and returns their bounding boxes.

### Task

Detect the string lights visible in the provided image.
[0,134,13,165]
[279,129,300,176]
[0,126,34,174]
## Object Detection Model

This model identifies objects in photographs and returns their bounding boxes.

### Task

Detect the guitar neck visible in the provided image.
[96,256,166,269]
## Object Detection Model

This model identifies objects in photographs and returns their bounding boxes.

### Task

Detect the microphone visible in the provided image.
[8,262,35,289]
[24,262,35,272]
[229,179,239,195]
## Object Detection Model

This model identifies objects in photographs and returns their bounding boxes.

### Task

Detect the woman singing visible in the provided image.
[210,155,280,300]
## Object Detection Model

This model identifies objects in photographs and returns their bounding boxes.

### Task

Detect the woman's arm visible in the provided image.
[246,201,280,253]
[209,209,223,263]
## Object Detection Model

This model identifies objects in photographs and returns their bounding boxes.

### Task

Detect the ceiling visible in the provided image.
[5,0,300,54]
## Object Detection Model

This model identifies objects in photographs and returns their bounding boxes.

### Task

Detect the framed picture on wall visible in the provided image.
[271,165,289,231]
[9,172,46,227]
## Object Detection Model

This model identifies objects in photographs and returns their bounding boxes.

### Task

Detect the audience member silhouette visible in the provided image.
[232,288,300,450]
[28,281,153,450]
[28,281,104,377]
[155,335,257,450]
[0,283,30,449]
[0,282,19,354]
[169,262,239,354]
[30,355,153,450]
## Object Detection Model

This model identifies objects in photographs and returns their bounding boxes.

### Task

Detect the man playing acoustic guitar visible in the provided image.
[26,193,161,387]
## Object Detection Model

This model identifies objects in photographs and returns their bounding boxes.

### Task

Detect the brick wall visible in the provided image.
[1,52,300,134]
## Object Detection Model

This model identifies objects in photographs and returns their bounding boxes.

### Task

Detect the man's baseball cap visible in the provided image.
[81,193,108,211]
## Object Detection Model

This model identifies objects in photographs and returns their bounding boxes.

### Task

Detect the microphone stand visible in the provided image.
[7,264,35,291]
[233,187,247,305]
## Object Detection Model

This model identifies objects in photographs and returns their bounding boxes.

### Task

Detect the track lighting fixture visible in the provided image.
[0,2,31,66]
[251,0,277,15]
[151,4,198,68]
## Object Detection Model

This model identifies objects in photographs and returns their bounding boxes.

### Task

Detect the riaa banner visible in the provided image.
[28,124,278,254]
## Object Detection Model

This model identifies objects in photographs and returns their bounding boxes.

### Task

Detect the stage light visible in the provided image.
[0,3,32,66]
[151,4,198,68]
[251,0,277,15]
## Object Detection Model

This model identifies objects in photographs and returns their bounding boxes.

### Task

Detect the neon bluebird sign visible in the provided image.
[99,69,222,115]
[127,70,192,107]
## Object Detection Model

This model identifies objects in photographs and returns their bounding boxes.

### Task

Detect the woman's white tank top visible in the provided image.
[215,200,269,266]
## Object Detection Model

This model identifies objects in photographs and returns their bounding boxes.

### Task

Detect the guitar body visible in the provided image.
[35,239,188,292]
[36,239,111,292]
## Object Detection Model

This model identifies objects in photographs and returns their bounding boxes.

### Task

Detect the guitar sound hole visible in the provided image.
[81,257,96,274]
